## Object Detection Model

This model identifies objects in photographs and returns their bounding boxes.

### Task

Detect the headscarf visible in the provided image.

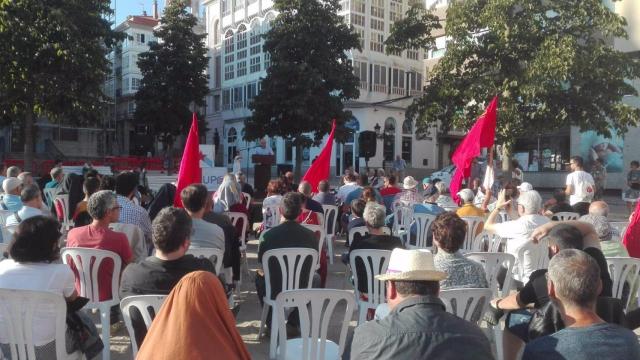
[213,174,241,212]
[623,201,640,258]
[136,271,251,360]
[148,183,176,221]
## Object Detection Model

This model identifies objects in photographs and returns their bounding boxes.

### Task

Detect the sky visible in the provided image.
[110,0,166,26]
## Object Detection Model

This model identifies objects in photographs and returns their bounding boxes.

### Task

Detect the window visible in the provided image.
[215,55,222,88]
[236,30,247,50]
[234,0,243,11]
[222,0,231,15]
[213,94,221,112]
[354,27,365,49]
[224,33,234,64]
[371,0,384,18]
[250,56,261,73]
[264,52,271,69]
[237,61,247,76]
[407,49,419,60]
[250,30,261,55]
[233,86,244,108]
[402,136,412,163]
[353,60,368,88]
[227,127,237,164]
[371,18,384,31]
[128,101,136,114]
[383,118,396,161]
[370,32,384,53]
[224,64,234,80]
[391,68,405,94]
[123,77,130,91]
[351,14,365,27]
[135,33,145,44]
[372,64,387,92]
[247,82,258,104]
[428,36,447,59]
[352,0,365,13]
[222,89,232,110]
[131,78,141,91]
[513,131,570,172]
[402,119,413,134]
[122,55,130,69]
[390,2,403,22]
[408,71,422,92]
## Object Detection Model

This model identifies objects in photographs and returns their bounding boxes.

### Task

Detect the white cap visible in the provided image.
[2,177,22,194]
[517,182,533,192]
[457,188,475,203]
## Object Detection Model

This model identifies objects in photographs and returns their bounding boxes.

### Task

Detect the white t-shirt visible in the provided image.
[492,214,550,282]
[0,260,75,346]
[5,206,43,227]
[262,195,283,229]
[566,170,595,205]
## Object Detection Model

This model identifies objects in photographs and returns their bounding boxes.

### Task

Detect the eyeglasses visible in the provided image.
[111,206,122,211]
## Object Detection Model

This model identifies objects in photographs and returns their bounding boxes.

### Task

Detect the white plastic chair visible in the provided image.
[43,188,57,208]
[263,204,283,230]
[460,216,484,251]
[259,248,318,340]
[439,288,492,325]
[242,192,252,207]
[606,257,640,312]
[54,194,74,231]
[553,212,579,221]
[0,288,82,360]
[186,247,225,274]
[61,247,122,360]
[466,252,515,297]
[610,221,629,241]
[473,231,505,253]
[516,238,549,283]
[348,226,368,246]
[109,223,147,263]
[301,224,326,269]
[120,295,167,357]
[225,211,249,251]
[349,249,392,324]
[272,289,356,360]
[392,203,413,243]
[411,213,436,249]
[322,205,339,264]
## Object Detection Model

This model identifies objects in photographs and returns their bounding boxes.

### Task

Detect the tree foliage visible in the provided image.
[388,0,640,149]
[385,4,441,55]
[135,0,209,148]
[0,0,121,170]
[245,0,361,177]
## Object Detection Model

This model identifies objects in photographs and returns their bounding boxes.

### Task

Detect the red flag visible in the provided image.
[302,120,336,193]
[450,96,498,203]
[623,201,640,258]
[173,113,202,207]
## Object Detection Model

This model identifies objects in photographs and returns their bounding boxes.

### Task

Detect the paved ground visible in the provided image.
[101,192,633,360]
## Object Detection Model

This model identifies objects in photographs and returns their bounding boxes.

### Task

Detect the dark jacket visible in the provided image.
[350,295,494,360]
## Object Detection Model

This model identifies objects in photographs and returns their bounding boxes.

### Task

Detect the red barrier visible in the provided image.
[6,156,179,177]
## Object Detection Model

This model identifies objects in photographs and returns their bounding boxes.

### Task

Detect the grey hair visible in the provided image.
[50,167,64,179]
[7,166,20,178]
[20,184,41,202]
[87,190,118,220]
[435,182,447,194]
[548,249,601,308]
[363,202,386,228]
[517,190,542,214]
[298,181,311,196]
[17,172,32,181]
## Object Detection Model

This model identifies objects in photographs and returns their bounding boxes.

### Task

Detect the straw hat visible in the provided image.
[403,176,418,190]
[376,248,447,282]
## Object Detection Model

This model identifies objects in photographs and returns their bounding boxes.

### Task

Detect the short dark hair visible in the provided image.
[350,199,366,217]
[152,207,192,253]
[387,175,397,185]
[281,192,304,220]
[115,172,138,197]
[394,280,440,296]
[361,187,376,203]
[318,180,330,193]
[20,184,41,202]
[181,184,208,213]
[99,175,116,191]
[548,224,584,250]
[84,169,99,180]
[83,177,101,197]
[553,189,567,203]
[345,173,356,182]
[9,216,61,263]
[571,156,584,167]
[631,160,640,168]
[432,212,467,253]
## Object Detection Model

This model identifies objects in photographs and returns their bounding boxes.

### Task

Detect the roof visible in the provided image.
[115,15,160,32]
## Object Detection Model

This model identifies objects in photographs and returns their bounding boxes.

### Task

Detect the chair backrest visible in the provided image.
[348,226,369,245]
[225,211,248,248]
[439,288,492,324]
[274,289,356,360]
[442,205,459,212]
[242,192,252,206]
[263,204,282,229]
[54,194,74,230]
[553,212,579,221]
[0,288,70,360]
[516,238,549,281]
[0,209,13,225]
[609,221,629,241]
[392,203,413,234]
[321,205,339,238]
[302,224,326,263]
[43,188,57,208]
[262,248,318,301]
[412,213,436,249]
[186,247,224,274]
[349,249,392,305]
[465,252,516,297]
[61,247,122,307]
[460,216,484,251]
[473,231,504,253]
[120,295,167,357]
[109,223,147,263]
[606,257,640,311]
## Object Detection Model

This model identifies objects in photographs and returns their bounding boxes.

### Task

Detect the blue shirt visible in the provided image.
[1,194,22,212]
[45,180,59,189]
[523,322,640,360]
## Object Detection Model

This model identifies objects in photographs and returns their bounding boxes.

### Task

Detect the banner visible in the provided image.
[202,167,227,191]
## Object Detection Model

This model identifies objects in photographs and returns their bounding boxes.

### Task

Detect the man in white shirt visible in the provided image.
[565,156,595,216]
[336,173,359,205]
[181,183,225,251]
[254,138,274,156]
[6,184,43,227]
[484,189,549,284]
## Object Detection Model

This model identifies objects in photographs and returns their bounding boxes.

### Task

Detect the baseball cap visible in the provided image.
[457,188,475,203]
[2,177,22,194]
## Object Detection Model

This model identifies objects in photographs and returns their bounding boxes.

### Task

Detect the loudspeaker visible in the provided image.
[358,131,377,158]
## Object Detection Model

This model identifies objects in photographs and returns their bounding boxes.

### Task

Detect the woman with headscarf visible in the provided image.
[147,183,176,221]
[136,271,251,360]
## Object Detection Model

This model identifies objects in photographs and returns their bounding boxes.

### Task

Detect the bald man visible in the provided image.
[298,181,323,214]
[588,201,609,217]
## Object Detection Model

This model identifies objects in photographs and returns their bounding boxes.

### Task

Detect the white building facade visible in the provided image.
[202,0,438,178]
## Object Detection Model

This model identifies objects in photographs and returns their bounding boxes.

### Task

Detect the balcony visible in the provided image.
[359,81,369,89]
[391,87,406,96]
[372,84,387,93]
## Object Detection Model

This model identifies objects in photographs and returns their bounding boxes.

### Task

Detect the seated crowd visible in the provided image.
[1,160,640,360]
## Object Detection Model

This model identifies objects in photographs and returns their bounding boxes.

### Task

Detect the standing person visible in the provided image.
[350,248,493,360]
[213,128,220,154]
[512,159,524,182]
[522,250,640,360]
[590,158,607,201]
[565,156,595,216]
[393,155,406,180]
[624,160,640,213]
[255,137,274,156]
[232,151,242,175]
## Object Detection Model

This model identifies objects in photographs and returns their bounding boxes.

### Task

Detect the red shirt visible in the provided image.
[379,186,402,197]
[66,225,133,301]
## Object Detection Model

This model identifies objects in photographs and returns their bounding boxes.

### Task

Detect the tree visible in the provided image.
[0,0,121,171]
[245,0,361,179]
[387,0,640,170]
[135,0,209,165]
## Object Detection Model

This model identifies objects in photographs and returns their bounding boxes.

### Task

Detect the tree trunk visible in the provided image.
[24,109,34,172]
[294,144,304,182]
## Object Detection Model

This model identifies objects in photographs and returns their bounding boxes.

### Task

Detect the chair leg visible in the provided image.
[326,235,334,265]
[258,302,269,338]
[358,304,367,325]
[99,307,111,360]
[269,308,278,360]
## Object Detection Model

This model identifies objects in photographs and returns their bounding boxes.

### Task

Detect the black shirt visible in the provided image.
[305,197,324,214]
[349,234,404,293]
